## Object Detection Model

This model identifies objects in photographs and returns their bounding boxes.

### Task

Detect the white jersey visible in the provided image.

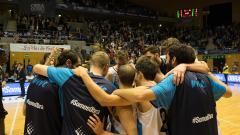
[108,66,119,87]
[160,55,166,59]
[136,106,166,135]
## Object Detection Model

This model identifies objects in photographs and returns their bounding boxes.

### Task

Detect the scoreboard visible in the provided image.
[177,8,199,18]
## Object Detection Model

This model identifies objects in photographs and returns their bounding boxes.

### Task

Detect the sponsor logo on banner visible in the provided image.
[2,83,30,96]
[227,74,240,83]
[31,4,45,13]
[213,74,226,82]
[10,44,71,52]
[18,0,56,17]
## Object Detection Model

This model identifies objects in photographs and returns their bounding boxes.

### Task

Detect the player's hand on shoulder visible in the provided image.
[167,64,186,86]
[74,66,88,77]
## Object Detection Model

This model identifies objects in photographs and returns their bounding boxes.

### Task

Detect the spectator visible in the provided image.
[17,63,26,98]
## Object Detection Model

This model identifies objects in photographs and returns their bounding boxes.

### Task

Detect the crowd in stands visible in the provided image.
[15,15,70,41]
[86,19,240,52]
[1,12,240,52]
[1,19,240,82]
[0,0,239,52]
[1,14,240,51]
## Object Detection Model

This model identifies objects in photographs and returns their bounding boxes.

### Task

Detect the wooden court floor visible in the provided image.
[3,84,240,135]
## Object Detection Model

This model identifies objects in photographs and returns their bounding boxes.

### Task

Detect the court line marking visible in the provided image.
[218,118,240,127]
[9,101,20,135]
[3,96,25,103]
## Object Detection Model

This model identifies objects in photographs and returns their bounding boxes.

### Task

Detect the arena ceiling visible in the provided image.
[129,0,235,11]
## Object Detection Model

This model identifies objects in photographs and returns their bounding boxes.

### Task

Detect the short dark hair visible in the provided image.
[143,46,160,55]
[167,44,196,64]
[118,64,135,87]
[56,50,79,67]
[136,56,158,81]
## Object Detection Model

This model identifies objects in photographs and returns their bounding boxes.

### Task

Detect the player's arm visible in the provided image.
[33,47,62,77]
[44,48,62,66]
[166,61,210,85]
[114,75,176,109]
[73,67,132,106]
[113,87,155,103]
[33,64,48,77]
[208,72,232,98]
[186,61,209,73]
[117,106,138,135]
[34,65,73,88]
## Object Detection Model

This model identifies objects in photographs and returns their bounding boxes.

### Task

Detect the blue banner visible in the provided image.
[227,74,240,83]
[2,83,30,96]
[213,74,226,82]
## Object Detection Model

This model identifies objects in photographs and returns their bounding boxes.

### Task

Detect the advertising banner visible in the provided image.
[213,74,226,82]
[10,44,71,52]
[227,74,240,83]
[2,83,30,96]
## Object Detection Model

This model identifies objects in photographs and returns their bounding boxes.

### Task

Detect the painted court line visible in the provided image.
[9,101,20,135]
[3,96,25,103]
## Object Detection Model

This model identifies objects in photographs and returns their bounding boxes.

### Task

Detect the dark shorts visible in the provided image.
[0,88,7,119]
[0,102,7,119]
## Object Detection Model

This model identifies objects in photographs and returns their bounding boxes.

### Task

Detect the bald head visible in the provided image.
[118,64,136,87]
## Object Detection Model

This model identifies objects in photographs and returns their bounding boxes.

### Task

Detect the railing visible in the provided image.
[0,30,87,41]
[197,48,240,54]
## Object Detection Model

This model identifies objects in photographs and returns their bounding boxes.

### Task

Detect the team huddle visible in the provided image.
[24,38,232,135]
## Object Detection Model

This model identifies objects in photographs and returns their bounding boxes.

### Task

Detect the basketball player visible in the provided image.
[106,50,129,88]
[78,57,165,135]
[24,49,78,135]
[112,44,232,135]
[111,65,137,135]
[134,56,166,135]
[84,62,138,135]
[17,63,26,98]
[105,50,137,135]
[144,38,210,84]
[75,44,232,135]
[87,64,137,135]
[33,51,116,135]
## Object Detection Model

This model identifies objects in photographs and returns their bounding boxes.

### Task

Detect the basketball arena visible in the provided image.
[0,0,240,135]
